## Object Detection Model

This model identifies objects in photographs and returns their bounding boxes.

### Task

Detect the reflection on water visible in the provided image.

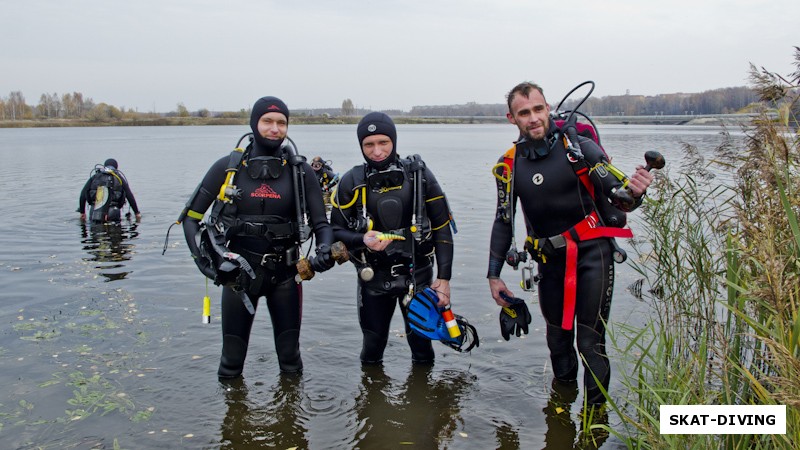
[80,220,139,281]
[220,374,310,449]
[543,380,609,450]
[354,364,477,449]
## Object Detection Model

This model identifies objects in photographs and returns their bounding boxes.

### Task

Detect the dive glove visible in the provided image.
[310,244,335,273]
[499,292,532,340]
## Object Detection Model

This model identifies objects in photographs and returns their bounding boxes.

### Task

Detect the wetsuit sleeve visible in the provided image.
[330,170,366,251]
[77,177,92,213]
[423,167,453,280]
[302,162,334,246]
[122,181,140,214]
[488,155,513,278]
[182,156,228,258]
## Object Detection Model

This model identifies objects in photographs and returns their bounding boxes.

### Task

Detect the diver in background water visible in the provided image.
[78,158,141,223]
[311,156,339,193]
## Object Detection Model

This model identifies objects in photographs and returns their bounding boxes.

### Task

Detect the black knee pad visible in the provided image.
[407,330,435,364]
[275,329,303,373]
[360,329,388,364]
[545,323,578,382]
[218,334,249,379]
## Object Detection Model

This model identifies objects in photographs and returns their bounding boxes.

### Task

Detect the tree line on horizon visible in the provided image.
[0,85,773,122]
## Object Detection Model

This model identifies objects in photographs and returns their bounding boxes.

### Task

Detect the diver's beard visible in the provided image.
[524,126,547,141]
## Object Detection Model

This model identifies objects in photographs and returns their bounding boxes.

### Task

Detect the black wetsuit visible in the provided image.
[331,158,454,364]
[314,164,337,190]
[78,169,140,222]
[182,143,333,376]
[488,127,631,405]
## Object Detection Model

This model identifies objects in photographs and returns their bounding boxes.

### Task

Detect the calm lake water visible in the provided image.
[0,123,738,449]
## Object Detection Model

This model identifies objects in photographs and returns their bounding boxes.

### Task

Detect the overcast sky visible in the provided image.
[2,0,797,113]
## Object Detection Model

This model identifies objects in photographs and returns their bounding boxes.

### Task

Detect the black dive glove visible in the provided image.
[310,244,335,273]
[499,292,532,340]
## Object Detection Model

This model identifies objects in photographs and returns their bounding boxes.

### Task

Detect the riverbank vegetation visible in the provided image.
[0,80,789,129]
[603,47,799,448]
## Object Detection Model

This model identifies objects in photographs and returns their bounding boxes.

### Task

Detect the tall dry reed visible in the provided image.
[602,47,800,449]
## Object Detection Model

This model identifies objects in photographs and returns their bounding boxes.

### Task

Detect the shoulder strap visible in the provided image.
[217,147,247,203]
[554,120,597,200]
[404,154,429,242]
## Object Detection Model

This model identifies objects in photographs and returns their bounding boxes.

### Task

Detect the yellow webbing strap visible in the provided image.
[217,147,246,202]
[186,210,204,220]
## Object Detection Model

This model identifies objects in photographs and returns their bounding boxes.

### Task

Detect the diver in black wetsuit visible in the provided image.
[78,158,141,223]
[331,112,454,364]
[487,82,653,405]
[311,156,338,193]
[181,96,335,377]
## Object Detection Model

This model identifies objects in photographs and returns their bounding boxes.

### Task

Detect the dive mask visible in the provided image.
[247,156,285,180]
[367,166,405,192]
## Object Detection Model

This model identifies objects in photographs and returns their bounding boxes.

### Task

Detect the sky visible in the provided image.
[2,0,798,113]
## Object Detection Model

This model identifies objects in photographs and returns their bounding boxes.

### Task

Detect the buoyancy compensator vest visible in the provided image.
[166,134,312,299]
[89,165,126,222]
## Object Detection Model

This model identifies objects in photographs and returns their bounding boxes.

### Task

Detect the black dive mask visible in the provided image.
[517,129,560,161]
[367,165,405,192]
[247,156,285,180]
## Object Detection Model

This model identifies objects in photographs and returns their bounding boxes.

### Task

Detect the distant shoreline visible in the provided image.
[0,113,757,129]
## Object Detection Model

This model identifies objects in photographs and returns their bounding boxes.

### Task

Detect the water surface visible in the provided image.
[0,124,737,449]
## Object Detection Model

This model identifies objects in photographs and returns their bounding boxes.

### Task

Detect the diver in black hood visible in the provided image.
[181,96,335,377]
[78,158,141,223]
[330,112,456,364]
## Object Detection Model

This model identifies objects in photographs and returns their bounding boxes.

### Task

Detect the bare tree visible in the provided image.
[341,98,355,116]
[7,91,27,120]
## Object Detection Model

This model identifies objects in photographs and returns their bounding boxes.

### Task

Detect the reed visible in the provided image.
[605,47,800,449]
